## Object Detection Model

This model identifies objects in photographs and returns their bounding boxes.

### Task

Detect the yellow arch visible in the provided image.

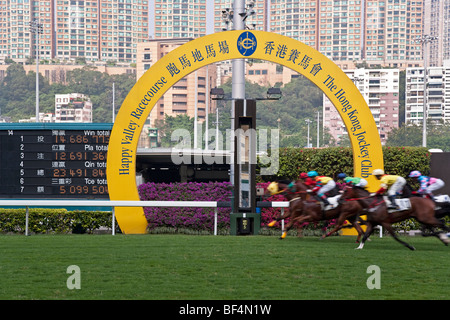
[106,31,383,234]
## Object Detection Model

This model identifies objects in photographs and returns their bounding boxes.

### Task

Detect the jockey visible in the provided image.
[307,171,336,206]
[372,169,406,209]
[336,173,347,190]
[299,172,316,188]
[408,170,445,200]
[344,176,368,189]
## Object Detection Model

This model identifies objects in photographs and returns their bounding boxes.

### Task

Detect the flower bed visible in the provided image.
[138,182,233,234]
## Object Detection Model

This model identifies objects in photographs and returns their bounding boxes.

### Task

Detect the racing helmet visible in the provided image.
[307,171,318,177]
[299,172,308,179]
[372,169,385,176]
[266,182,279,194]
[337,173,347,179]
[408,170,421,178]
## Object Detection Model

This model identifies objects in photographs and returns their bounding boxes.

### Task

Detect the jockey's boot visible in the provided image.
[388,195,398,209]
[320,195,330,207]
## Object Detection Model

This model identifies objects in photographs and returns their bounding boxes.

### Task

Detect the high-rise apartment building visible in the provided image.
[318,0,363,62]
[153,0,207,39]
[364,0,424,68]
[0,0,149,64]
[269,0,319,48]
[56,1,100,62]
[324,68,400,145]
[424,0,450,67]
[0,0,54,62]
[405,61,450,124]
[269,0,425,69]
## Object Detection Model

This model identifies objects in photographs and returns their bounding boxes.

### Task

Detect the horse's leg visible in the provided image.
[415,214,450,245]
[282,214,313,239]
[279,216,297,239]
[296,224,304,238]
[355,222,375,250]
[268,210,290,227]
[321,220,329,238]
[322,213,348,239]
[382,222,416,251]
[351,217,365,243]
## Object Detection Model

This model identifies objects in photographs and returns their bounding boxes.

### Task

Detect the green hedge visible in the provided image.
[267,146,430,180]
[0,208,115,234]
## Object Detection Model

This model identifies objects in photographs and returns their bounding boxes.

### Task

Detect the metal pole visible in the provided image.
[232,0,246,101]
[231,0,246,186]
[36,29,39,123]
[205,67,209,150]
[422,43,427,147]
[29,19,43,122]
[194,71,198,149]
[317,111,320,148]
[216,105,219,150]
[305,119,311,147]
[112,82,115,122]
[417,35,438,147]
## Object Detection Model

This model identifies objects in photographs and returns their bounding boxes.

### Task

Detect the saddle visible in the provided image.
[434,194,450,204]
[318,194,342,211]
[385,197,411,212]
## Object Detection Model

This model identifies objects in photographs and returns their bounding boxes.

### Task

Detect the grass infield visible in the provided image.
[0,234,448,300]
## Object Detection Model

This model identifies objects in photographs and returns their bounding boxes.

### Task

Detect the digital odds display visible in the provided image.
[0,123,112,198]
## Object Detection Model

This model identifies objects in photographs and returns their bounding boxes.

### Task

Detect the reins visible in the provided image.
[343,193,385,208]
[343,196,371,201]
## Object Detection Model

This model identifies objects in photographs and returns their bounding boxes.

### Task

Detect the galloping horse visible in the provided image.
[341,185,450,250]
[401,184,450,238]
[266,180,365,242]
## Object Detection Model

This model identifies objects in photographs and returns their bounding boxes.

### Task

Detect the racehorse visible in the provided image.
[341,185,450,250]
[266,180,365,242]
[401,184,450,238]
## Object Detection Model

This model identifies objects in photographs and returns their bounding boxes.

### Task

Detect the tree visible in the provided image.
[215,75,327,148]
[155,114,194,147]
[386,121,450,151]
[0,64,135,122]
[385,124,422,147]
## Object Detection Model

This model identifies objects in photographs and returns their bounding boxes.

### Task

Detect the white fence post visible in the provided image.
[214,208,218,236]
[25,206,29,236]
[112,207,115,236]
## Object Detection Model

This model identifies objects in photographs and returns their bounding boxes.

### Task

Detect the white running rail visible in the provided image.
[0,200,290,236]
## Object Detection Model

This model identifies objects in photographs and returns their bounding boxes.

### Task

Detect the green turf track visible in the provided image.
[0,234,448,300]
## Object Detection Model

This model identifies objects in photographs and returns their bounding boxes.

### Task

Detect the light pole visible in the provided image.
[416,35,438,147]
[317,110,320,148]
[29,19,43,123]
[305,119,312,148]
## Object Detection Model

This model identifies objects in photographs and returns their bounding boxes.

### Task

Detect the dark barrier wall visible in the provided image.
[430,152,450,195]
